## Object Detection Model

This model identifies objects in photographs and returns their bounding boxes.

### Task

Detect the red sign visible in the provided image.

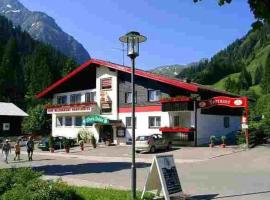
[198,96,247,109]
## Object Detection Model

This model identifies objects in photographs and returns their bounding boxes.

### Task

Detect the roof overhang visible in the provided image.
[36,58,199,99]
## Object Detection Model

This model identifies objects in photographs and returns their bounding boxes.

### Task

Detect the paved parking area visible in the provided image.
[0,145,269,199]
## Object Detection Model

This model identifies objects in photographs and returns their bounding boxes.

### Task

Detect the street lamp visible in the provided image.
[119,31,147,199]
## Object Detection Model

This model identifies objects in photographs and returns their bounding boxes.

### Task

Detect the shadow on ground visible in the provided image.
[188,194,218,200]
[215,190,270,199]
[34,162,150,176]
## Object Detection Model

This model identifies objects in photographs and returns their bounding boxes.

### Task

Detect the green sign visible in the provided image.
[83,115,109,125]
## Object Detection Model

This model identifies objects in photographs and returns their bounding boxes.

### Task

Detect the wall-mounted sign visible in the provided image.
[3,123,10,131]
[47,105,93,114]
[199,96,248,109]
[141,155,183,200]
[83,115,109,125]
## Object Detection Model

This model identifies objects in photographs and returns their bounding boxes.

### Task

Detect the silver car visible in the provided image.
[135,134,171,153]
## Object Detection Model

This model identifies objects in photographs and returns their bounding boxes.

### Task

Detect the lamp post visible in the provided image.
[119,31,147,199]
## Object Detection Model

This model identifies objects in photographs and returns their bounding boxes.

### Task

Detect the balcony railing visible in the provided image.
[45,102,98,114]
[159,127,195,133]
[160,96,193,103]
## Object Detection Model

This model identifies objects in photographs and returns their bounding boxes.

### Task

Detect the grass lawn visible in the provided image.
[73,186,154,200]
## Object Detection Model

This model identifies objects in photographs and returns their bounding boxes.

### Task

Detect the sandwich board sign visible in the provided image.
[141,155,184,200]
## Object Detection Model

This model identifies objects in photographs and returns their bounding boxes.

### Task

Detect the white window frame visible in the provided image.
[56,117,63,127]
[148,90,161,102]
[149,116,161,128]
[65,116,73,127]
[85,92,96,103]
[70,93,81,104]
[126,117,136,128]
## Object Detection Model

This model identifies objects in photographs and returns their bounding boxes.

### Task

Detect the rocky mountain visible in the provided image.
[150,64,186,77]
[0,0,90,63]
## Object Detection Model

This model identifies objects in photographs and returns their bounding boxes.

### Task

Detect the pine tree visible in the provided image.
[254,65,263,85]
[0,38,23,102]
[62,58,77,76]
[261,53,270,93]
[239,66,252,90]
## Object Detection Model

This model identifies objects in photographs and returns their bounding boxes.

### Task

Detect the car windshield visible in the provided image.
[136,136,149,141]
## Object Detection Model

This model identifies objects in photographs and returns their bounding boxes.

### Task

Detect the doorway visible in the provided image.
[99,125,113,143]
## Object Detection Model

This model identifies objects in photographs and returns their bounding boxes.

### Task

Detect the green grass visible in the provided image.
[73,186,154,200]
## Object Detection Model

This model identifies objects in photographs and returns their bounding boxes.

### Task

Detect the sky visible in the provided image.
[20,0,254,70]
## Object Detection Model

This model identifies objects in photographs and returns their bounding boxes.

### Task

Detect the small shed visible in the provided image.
[0,102,28,136]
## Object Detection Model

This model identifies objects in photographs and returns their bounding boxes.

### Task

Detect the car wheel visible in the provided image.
[150,146,156,153]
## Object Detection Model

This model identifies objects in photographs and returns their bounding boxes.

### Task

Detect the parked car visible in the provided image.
[135,134,171,153]
[38,137,75,151]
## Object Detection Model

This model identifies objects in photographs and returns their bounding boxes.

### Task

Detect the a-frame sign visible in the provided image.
[141,155,185,200]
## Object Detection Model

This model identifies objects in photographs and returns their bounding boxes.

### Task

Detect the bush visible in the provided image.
[0,168,82,200]
[2,179,82,200]
[0,168,42,196]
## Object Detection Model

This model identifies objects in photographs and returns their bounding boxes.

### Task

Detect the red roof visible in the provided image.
[36,58,236,99]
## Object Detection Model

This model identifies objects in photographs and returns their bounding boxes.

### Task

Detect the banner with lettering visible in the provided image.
[198,96,248,109]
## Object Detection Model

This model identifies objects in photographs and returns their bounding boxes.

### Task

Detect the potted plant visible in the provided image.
[79,139,84,151]
[63,138,70,153]
[48,135,54,153]
[90,134,97,148]
[209,135,216,147]
[221,136,226,148]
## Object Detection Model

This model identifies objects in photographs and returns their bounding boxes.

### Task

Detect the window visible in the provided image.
[56,95,67,105]
[85,92,96,102]
[149,116,161,128]
[70,94,81,104]
[125,92,137,104]
[173,116,180,127]
[3,123,10,131]
[101,78,112,90]
[56,117,63,127]
[148,90,161,102]
[126,117,136,128]
[75,116,82,126]
[224,117,230,128]
[65,117,72,126]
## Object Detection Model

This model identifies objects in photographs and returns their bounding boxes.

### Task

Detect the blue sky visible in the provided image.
[20,0,254,70]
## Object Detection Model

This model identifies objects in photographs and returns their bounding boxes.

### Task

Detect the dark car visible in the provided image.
[38,137,75,151]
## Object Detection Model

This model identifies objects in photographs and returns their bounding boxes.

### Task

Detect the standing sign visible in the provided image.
[141,155,184,200]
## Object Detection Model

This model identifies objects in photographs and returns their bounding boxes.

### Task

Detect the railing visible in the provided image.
[160,96,193,103]
[159,127,195,133]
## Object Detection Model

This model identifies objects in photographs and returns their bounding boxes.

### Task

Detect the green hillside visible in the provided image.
[177,23,270,97]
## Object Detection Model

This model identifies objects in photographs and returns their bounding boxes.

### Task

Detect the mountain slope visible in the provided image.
[150,64,186,77]
[0,0,90,64]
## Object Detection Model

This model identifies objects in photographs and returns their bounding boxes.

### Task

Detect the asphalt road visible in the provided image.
[0,145,269,200]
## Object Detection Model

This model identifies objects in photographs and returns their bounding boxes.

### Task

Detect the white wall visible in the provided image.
[119,111,170,139]
[51,113,99,140]
[197,109,241,145]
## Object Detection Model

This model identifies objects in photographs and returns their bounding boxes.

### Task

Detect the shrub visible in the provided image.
[78,128,91,143]
[0,168,42,196]
[210,135,216,145]
[2,179,82,200]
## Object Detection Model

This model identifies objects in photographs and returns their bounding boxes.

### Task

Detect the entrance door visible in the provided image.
[99,125,113,143]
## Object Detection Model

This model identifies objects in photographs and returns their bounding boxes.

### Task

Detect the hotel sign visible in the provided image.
[83,115,109,125]
[47,104,93,114]
[198,96,248,109]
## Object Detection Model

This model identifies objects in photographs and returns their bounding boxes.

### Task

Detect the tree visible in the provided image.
[61,58,77,77]
[0,38,24,102]
[21,104,51,135]
[193,0,270,29]
[261,53,270,93]
[254,65,263,85]
[238,66,252,90]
